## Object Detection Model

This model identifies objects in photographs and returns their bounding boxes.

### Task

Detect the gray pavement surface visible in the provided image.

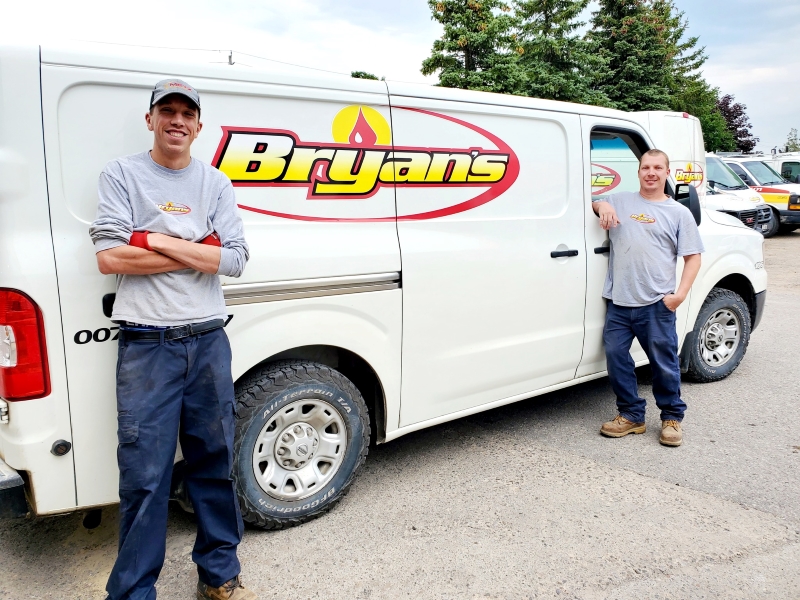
[1,232,799,600]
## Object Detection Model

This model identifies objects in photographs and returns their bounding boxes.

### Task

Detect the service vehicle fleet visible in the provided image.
[0,43,768,528]
[723,157,800,234]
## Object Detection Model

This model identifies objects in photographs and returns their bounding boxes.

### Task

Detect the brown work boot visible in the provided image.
[197,576,257,600]
[660,420,683,447]
[600,415,646,438]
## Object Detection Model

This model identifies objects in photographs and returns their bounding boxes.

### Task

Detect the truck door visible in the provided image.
[386,91,586,426]
[579,117,691,376]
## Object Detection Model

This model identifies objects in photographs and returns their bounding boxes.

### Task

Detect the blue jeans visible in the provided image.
[106,328,243,600]
[603,300,686,423]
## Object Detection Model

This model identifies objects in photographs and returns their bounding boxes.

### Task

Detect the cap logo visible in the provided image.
[165,82,193,91]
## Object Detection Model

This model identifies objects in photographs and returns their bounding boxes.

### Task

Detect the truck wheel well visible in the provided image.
[711,274,755,324]
[236,345,387,444]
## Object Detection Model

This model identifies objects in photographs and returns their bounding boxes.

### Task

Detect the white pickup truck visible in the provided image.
[0,43,767,528]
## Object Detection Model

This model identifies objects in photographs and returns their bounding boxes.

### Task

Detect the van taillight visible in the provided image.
[0,289,50,400]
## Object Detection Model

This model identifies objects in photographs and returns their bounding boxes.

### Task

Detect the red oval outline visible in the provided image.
[236,107,520,222]
[590,163,621,196]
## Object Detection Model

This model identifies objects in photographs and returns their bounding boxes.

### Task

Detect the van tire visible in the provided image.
[762,209,780,238]
[684,288,751,383]
[232,360,370,530]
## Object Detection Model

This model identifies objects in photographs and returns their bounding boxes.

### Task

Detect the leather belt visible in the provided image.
[120,319,225,341]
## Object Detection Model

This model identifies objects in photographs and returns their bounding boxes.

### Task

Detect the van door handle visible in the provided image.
[550,249,579,258]
[594,246,610,254]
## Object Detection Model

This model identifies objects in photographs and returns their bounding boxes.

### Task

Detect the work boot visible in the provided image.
[197,576,257,600]
[600,415,646,438]
[660,420,683,447]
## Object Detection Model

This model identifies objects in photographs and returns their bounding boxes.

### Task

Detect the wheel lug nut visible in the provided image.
[283,460,291,467]
[277,448,286,456]
[306,427,313,436]
[293,425,303,435]
[282,434,290,443]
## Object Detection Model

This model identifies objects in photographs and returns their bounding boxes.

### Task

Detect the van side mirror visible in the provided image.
[674,183,702,226]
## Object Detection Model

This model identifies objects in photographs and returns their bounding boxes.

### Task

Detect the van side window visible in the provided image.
[781,161,800,183]
[726,162,749,178]
[590,131,643,198]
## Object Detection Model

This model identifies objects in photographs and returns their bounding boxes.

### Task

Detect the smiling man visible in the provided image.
[592,149,704,447]
[89,79,254,600]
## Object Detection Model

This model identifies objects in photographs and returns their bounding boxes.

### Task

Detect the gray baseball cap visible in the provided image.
[149,78,201,110]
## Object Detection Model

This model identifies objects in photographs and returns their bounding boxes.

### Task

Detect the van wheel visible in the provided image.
[684,288,751,383]
[779,225,798,234]
[233,360,370,529]
[762,209,780,238]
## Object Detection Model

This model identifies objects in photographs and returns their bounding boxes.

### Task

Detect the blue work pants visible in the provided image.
[106,328,243,600]
[603,300,686,423]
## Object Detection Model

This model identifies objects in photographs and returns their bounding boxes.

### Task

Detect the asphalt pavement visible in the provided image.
[1,232,798,600]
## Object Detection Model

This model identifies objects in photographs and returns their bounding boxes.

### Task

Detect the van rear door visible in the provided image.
[386,88,587,425]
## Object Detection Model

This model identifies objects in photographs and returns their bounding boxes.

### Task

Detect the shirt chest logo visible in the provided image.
[157,201,191,215]
[630,213,656,224]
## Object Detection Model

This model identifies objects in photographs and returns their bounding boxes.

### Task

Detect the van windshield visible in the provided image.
[743,161,787,185]
[706,156,748,190]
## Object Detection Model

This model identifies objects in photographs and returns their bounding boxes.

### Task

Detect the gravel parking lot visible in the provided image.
[1,232,798,600]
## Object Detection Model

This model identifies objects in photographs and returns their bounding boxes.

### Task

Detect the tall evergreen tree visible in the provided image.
[513,0,612,106]
[421,0,524,93]
[586,0,671,111]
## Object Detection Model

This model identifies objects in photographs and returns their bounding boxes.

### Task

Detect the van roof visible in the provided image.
[31,41,661,126]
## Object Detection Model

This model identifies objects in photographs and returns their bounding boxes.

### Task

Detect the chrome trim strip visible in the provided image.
[223,272,400,305]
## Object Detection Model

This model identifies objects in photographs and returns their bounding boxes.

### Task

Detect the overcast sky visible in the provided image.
[4,0,798,150]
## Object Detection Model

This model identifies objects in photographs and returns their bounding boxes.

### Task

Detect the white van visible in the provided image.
[761,151,800,184]
[0,43,767,527]
[723,157,800,234]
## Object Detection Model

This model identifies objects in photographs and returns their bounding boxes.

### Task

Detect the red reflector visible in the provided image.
[682,112,689,118]
[0,289,50,400]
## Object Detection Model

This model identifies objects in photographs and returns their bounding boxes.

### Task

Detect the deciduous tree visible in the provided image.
[717,93,759,153]
[786,128,800,152]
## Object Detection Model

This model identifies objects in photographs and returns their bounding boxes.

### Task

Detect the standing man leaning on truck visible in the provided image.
[592,149,704,447]
[89,80,256,600]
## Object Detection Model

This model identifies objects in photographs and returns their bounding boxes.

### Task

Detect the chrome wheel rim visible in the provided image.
[251,399,347,501]
[699,308,741,367]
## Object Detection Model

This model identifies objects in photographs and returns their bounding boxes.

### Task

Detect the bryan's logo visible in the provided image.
[211,105,519,221]
[675,162,704,187]
[630,213,656,224]
[591,163,621,195]
[157,201,191,215]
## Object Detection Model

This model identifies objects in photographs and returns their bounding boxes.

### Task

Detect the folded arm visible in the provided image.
[146,233,221,275]
[96,244,189,275]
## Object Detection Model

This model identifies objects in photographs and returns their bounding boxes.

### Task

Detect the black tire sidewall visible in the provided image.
[689,292,750,381]
[235,380,365,522]
[763,209,780,238]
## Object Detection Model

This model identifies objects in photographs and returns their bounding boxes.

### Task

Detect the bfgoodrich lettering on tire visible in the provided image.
[684,288,751,383]
[233,360,370,529]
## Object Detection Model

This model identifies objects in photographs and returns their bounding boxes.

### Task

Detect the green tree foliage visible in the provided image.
[586,0,671,111]
[351,71,379,80]
[786,128,800,152]
[513,0,612,105]
[421,0,524,93]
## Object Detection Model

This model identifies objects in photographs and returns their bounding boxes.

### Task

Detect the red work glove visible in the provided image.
[129,231,152,250]
[199,232,222,247]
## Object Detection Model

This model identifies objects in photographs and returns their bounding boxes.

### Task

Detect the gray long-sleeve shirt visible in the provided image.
[89,151,249,326]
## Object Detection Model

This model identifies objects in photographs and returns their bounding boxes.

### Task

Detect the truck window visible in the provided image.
[742,161,787,186]
[706,156,748,191]
[780,161,800,182]
[726,162,749,179]
[590,132,642,197]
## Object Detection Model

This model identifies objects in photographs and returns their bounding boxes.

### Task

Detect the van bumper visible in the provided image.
[0,457,28,519]
[752,290,767,332]
[779,209,800,225]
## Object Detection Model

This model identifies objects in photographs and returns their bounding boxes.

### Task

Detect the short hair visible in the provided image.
[640,149,670,168]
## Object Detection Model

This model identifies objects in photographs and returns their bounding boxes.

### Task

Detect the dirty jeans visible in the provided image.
[106,328,243,600]
[603,300,686,424]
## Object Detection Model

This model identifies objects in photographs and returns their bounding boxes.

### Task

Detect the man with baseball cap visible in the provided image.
[90,79,256,599]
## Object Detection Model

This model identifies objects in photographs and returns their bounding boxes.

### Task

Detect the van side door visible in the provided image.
[386,90,587,426]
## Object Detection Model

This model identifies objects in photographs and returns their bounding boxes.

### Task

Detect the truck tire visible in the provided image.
[233,360,370,529]
[779,225,798,234]
[762,209,780,238]
[684,288,751,383]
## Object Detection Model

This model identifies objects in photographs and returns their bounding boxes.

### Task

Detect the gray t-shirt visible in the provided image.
[89,151,249,326]
[597,191,704,307]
